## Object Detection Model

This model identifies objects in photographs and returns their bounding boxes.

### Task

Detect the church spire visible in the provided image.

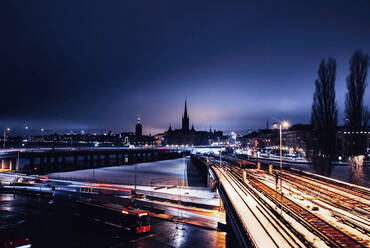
[168,123,172,132]
[182,99,190,132]
[184,99,188,119]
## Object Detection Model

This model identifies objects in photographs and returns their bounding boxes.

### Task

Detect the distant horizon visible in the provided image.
[2,119,314,137]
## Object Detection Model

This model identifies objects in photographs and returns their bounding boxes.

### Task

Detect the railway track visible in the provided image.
[242,174,366,247]
[288,169,370,200]
[221,156,370,216]
[208,157,367,248]
[280,172,370,216]
[222,155,370,202]
[208,159,310,248]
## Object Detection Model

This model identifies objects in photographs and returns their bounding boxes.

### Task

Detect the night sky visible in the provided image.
[1,0,370,135]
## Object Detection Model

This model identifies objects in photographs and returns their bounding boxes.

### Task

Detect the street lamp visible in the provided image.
[273,121,289,214]
[3,128,10,148]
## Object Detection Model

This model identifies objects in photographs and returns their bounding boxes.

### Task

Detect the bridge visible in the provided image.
[0,147,184,174]
[192,154,370,248]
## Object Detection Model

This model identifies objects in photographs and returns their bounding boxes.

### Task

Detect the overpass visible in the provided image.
[0,147,184,174]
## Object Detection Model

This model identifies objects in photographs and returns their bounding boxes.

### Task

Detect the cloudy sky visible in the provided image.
[1,0,370,135]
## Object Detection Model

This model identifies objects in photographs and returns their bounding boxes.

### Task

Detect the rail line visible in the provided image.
[208,159,308,248]
[288,169,370,200]
[289,170,370,202]
[244,174,365,247]
[250,169,370,236]
[223,155,370,202]
[280,172,370,216]
[222,156,370,215]
[209,160,313,248]
[211,158,367,248]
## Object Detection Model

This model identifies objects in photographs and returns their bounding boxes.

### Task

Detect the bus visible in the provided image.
[79,184,132,197]
[76,199,150,234]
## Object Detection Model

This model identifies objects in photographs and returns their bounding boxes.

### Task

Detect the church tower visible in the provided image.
[135,114,142,137]
[182,99,190,132]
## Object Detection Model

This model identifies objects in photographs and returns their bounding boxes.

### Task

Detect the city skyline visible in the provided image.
[2,1,370,135]
[1,2,369,247]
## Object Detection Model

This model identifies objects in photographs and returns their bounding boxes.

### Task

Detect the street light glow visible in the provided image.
[282,121,290,128]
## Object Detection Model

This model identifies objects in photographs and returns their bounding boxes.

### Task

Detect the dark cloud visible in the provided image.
[1,0,370,134]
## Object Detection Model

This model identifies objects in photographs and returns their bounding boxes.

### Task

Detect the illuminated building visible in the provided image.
[135,114,142,137]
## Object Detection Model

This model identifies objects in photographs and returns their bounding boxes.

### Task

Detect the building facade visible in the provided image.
[282,124,313,157]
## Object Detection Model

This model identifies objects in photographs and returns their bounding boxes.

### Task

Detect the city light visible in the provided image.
[1,3,370,248]
[282,121,290,128]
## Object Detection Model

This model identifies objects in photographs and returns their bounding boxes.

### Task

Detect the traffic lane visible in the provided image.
[0,193,229,248]
[2,179,221,231]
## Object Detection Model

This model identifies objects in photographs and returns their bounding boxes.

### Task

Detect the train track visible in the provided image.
[209,158,367,248]
[287,169,370,203]
[280,172,370,216]
[208,159,310,248]
[222,156,370,216]
[223,155,370,201]
[243,174,366,247]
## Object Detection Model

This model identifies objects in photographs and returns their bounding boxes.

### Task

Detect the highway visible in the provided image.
[0,172,222,230]
[0,193,227,248]
[202,155,369,248]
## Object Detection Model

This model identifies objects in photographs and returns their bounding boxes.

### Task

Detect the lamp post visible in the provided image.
[3,128,10,148]
[24,124,30,146]
[273,121,289,215]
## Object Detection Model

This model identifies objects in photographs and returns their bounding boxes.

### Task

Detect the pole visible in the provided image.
[220,150,222,167]
[3,130,5,148]
[135,163,137,192]
[279,124,283,215]
[134,161,137,205]
[181,152,185,229]
[16,151,19,172]
[275,171,278,209]
[92,155,95,179]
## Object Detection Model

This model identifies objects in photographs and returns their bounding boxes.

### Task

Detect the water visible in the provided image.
[289,162,370,188]
[48,157,207,187]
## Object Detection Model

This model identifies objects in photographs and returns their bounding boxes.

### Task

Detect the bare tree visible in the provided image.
[345,50,369,156]
[363,107,370,127]
[311,57,338,159]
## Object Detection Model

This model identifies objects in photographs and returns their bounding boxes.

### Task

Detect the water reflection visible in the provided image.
[310,158,332,177]
[173,224,186,248]
[0,193,15,212]
[0,193,15,201]
[295,159,370,187]
[348,163,368,187]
